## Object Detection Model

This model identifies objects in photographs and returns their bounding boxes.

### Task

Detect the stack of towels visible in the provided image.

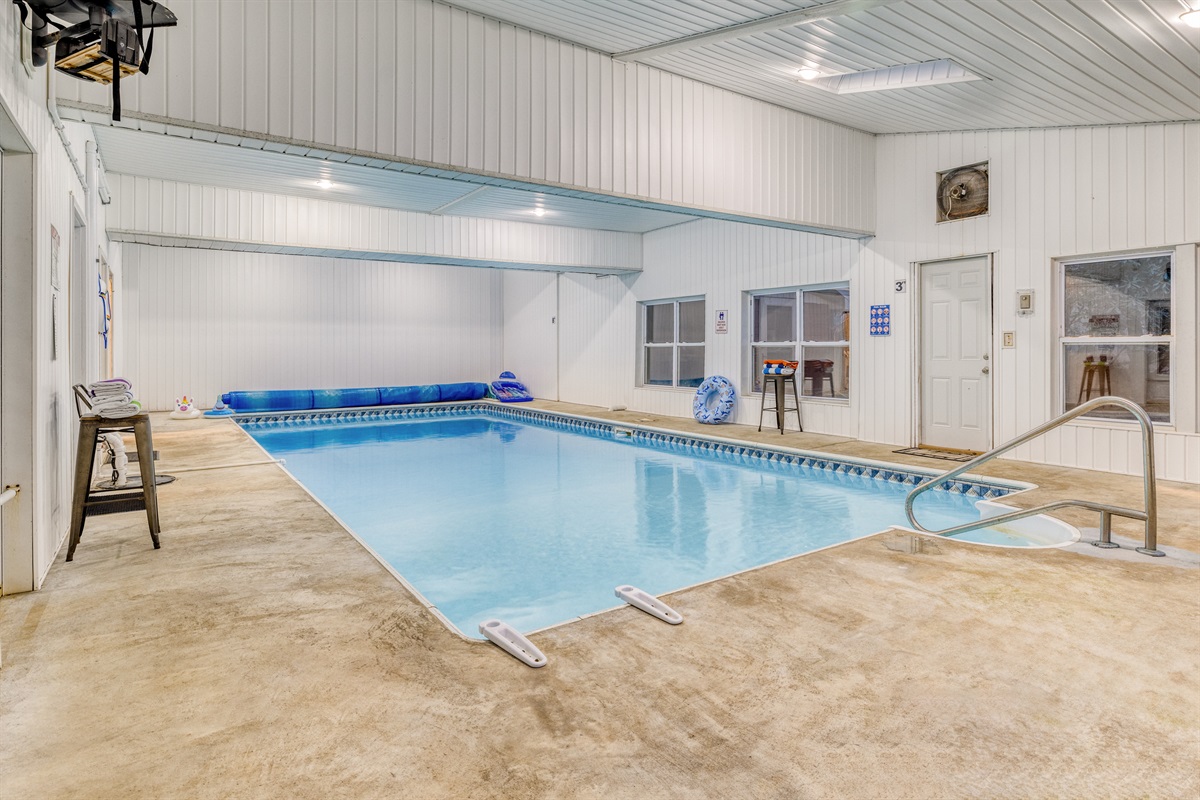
[88,378,142,419]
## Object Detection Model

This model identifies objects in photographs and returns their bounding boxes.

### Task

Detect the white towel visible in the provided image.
[89,378,132,396]
[91,392,135,409]
[97,400,142,419]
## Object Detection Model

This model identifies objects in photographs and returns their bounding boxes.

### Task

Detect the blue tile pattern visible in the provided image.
[235,403,1014,499]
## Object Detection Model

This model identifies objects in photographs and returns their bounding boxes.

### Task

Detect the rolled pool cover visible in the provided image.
[220,382,488,413]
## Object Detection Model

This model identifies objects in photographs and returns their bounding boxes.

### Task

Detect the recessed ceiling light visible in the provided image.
[1181,9,1200,27]
[315,179,334,189]
[797,68,821,81]
[533,207,546,217]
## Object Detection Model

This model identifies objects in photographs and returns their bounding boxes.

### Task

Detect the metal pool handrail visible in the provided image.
[904,396,1162,556]
[0,484,20,509]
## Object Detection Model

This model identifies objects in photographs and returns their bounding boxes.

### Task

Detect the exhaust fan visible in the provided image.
[936,162,988,222]
[13,0,178,121]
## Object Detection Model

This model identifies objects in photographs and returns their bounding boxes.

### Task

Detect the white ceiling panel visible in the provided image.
[446,0,824,54]
[447,0,1200,133]
[439,187,697,233]
[92,125,697,233]
[93,125,478,212]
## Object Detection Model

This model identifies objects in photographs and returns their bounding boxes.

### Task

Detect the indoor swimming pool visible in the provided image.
[241,406,1044,638]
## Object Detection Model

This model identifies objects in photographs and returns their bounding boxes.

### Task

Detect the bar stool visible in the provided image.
[67,388,161,561]
[758,368,803,434]
[1077,356,1112,403]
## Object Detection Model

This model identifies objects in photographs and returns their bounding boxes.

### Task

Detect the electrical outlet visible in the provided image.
[1003,331,1015,348]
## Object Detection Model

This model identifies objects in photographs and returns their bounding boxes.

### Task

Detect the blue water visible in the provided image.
[247,413,990,638]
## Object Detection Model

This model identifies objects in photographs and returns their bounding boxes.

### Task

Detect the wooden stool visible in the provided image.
[66,413,161,561]
[1077,357,1112,403]
[758,372,803,434]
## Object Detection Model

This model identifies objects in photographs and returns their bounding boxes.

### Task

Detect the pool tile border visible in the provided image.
[235,403,1013,499]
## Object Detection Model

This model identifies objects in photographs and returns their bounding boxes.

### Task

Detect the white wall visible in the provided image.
[526,123,1200,483]
[545,218,863,433]
[58,0,875,235]
[863,123,1200,482]
[119,245,505,411]
[0,4,117,591]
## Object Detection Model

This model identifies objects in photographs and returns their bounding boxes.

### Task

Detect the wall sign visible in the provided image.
[715,309,728,334]
[894,280,906,293]
[869,304,891,336]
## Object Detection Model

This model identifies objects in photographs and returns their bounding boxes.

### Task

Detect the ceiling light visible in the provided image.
[1181,9,1200,26]
[806,59,983,95]
[533,207,546,217]
[315,179,333,189]
[797,68,821,81]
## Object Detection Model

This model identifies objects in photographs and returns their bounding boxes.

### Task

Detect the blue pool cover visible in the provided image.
[220,383,488,413]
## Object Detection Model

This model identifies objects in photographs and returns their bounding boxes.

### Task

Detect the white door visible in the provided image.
[0,146,4,594]
[500,271,559,400]
[920,255,993,452]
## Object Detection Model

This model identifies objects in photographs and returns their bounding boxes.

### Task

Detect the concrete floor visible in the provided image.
[2,402,1198,799]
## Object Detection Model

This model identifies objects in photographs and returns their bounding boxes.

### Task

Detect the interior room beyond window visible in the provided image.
[749,286,850,398]
[1061,252,1172,423]
[642,298,705,388]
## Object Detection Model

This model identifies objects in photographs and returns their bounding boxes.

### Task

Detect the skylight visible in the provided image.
[803,59,984,94]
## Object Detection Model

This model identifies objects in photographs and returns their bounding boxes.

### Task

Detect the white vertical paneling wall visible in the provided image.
[0,4,109,589]
[863,123,1200,482]
[120,245,504,411]
[551,218,863,434]
[558,272,637,411]
[501,271,559,400]
[106,175,644,273]
[58,0,875,235]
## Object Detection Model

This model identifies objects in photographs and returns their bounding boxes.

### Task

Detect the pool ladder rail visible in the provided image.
[904,396,1162,557]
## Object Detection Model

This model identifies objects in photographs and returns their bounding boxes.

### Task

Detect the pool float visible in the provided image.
[203,396,235,417]
[490,371,534,402]
[169,396,202,419]
[693,375,737,424]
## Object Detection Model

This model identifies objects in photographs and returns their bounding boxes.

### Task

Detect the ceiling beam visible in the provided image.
[612,0,899,62]
[428,185,493,215]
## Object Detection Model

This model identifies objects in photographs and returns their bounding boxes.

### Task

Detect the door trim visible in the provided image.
[913,253,996,452]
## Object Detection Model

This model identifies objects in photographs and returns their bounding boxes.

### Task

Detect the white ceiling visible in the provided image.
[446,0,1200,134]
[92,126,698,234]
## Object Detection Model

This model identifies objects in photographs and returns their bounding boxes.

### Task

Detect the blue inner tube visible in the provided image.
[693,376,737,424]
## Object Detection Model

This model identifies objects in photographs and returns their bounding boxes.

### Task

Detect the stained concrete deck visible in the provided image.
[1,403,1197,799]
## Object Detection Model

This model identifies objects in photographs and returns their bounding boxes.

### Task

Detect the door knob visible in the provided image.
[982,367,990,375]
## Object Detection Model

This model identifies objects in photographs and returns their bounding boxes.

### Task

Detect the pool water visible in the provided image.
[247,412,999,638]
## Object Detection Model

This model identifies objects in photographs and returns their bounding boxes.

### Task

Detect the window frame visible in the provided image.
[638,296,706,389]
[745,282,851,401]
[1057,249,1175,426]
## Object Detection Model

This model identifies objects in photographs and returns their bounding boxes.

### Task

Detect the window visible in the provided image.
[748,285,850,398]
[641,298,705,388]
[1060,252,1172,423]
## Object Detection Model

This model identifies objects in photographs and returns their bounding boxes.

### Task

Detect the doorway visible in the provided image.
[918,255,993,453]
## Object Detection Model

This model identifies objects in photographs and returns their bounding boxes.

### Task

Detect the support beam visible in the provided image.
[429,185,492,215]
[612,0,899,62]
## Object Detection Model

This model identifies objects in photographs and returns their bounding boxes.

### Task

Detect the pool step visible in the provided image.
[478,619,547,668]
[615,585,683,624]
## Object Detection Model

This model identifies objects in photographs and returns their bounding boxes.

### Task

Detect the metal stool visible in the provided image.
[1077,356,1111,403]
[67,400,161,561]
[758,372,803,434]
